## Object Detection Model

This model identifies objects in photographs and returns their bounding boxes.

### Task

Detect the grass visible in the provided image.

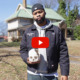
[58,64,80,80]
[70,57,80,62]
[0,42,20,47]
[66,40,80,56]
[0,40,80,80]
[0,52,27,80]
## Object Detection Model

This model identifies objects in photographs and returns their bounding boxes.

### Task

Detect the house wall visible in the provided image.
[8,19,19,30]
[8,18,33,42]
[8,19,19,42]
[8,30,20,42]
[18,18,33,27]
[8,30,17,42]
[50,19,60,23]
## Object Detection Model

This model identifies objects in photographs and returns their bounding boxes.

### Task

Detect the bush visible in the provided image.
[11,37,21,42]
[73,25,80,40]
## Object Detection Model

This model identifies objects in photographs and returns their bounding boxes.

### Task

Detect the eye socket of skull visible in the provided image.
[34,56,37,59]
[30,56,32,59]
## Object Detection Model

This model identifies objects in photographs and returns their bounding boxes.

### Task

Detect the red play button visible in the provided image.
[32,37,49,48]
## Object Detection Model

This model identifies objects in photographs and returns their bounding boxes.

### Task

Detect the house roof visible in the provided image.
[53,22,60,26]
[7,9,32,21]
[6,4,65,22]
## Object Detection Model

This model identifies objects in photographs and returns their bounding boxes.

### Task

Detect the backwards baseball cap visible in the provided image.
[32,3,45,13]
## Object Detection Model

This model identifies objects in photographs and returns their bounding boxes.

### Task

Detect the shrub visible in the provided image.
[11,37,21,42]
[73,25,80,40]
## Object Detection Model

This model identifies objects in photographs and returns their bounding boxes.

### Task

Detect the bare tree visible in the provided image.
[0,21,8,36]
[57,0,80,15]
[64,0,80,10]
[30,0,58,9]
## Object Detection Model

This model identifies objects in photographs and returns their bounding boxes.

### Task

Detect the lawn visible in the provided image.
[67,40,80,62]
[67,40,80,56]
[0,51,27,80]
[0,40,80,80]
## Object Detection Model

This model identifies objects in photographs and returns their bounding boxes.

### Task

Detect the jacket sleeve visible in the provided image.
[19,30,28,64]
[59,28,70,76]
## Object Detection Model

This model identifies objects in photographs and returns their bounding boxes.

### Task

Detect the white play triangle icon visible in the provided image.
[39,40,43,45]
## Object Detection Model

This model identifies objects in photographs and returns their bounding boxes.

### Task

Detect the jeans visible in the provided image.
[27,73,58,80]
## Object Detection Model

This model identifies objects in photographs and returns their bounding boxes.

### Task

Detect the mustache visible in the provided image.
[37,15,41,18]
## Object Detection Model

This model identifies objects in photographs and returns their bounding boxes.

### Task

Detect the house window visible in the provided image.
[19,30,24,37]
[20,19,32,26]
[9,31,13,37]
[9,31,17,37]
[13,31,17,37]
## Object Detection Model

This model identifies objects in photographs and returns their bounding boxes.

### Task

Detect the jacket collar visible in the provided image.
[31,24,54,31]
[31,24,37,30]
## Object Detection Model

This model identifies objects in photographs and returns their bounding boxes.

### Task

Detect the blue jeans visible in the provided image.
[27,73,58,80]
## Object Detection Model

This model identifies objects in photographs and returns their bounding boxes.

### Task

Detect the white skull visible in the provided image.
[28,49,40,62]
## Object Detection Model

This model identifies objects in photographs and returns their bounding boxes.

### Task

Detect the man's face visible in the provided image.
[32,9,46,24]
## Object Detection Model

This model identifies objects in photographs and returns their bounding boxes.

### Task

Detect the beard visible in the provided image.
[35,15,45,24]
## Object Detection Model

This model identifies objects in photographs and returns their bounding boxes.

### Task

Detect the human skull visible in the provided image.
[28,48,40,62]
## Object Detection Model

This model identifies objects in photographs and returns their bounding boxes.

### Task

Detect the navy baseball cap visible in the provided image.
[32,3,45,13]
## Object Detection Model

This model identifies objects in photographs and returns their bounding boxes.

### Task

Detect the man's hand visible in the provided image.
[61,76,68,80]
[27,58,40,64]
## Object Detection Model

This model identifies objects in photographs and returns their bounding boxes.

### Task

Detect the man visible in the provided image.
[19,3,69,80]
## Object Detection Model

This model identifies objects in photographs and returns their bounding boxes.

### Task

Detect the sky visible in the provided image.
[0,0,31,22]
[0,0,80,22]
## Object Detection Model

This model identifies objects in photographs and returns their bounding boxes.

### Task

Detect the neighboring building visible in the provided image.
[0,36,8,42]
[6,0,66,42]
